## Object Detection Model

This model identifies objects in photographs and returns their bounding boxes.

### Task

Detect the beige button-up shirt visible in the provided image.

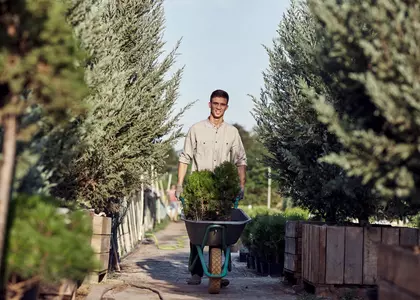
[179,119,247,172]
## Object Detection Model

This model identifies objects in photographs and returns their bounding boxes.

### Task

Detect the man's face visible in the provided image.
[209,97,228,119]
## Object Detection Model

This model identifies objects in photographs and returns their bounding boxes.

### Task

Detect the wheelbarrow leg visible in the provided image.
[224,248,232,272]
[187,242,203,284]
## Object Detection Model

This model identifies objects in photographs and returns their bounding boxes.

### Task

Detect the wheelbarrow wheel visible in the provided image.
[208,247,222,294]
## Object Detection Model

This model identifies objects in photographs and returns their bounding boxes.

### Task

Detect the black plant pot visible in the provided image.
[239,251,248,262]
[269,262,283,277]
[255,257,261,273]
[248,255,255,269]
[260,261,269,276]
[20,283,39,300]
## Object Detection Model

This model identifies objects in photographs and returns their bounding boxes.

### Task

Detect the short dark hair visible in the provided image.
[210,89,229,103]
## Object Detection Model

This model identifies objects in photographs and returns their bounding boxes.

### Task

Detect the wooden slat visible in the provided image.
[302,224,308,280]
[363,226,382,285]
[381,227,399,245]
[284,253,297,271]
[318,225,326,284]
[91,234,111,253]
[91,215,112,235]
[94,252,110,272]
[378,244,420,296]
[310,225,320,284]
[286,221,297,238]
[344,226,363,284]
[399,227,419,246]
[297,237,303,254]
[325,226,345,284]
[285,237,297,254]
[306,225,312,282]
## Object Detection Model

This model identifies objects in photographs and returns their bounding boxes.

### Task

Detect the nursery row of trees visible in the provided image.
[253,0,420,224]
[0,0,187,296]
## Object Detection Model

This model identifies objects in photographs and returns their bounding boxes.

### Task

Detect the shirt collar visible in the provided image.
[206,118,225,129]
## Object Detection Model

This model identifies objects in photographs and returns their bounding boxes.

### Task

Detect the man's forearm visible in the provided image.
[177,162,189,186]
[237,165,246,188]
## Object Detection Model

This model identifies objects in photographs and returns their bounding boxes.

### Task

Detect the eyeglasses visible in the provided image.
[211,102,227,108]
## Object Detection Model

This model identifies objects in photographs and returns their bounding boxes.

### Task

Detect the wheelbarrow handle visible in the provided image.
[233,196,240,209]
[178,196,185,206]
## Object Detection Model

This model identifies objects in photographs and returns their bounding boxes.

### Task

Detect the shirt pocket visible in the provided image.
[223,140,233,157]
[196,139,210,156]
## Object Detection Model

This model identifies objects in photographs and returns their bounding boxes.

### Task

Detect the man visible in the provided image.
[167,185,178,221]
[176,89,247,286]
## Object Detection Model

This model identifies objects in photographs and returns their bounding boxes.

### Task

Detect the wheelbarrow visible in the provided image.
[179,197,252,294]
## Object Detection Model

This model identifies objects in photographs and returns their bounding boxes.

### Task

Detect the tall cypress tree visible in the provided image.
[38,0,192,215]
[253,0,384,222]
[308,0,420,216]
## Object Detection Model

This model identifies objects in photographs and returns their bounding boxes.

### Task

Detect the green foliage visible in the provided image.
[181,170,218,220]
[6,194,98,282]
[252,0,387,223]
[233,124,283,207]
[241,207,308,262]
[0,0,87,121]
[0,0,87,195]
[307,0,420,217]
[27,0,192,215]
[181,161,241,221]
[283,207,310,221]
[214,160,241,204]
[239,205,280,218]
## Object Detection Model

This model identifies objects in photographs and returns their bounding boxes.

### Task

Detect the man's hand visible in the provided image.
[176,184,183,199]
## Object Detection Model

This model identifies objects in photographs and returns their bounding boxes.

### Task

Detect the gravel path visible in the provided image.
[102,221,297,300]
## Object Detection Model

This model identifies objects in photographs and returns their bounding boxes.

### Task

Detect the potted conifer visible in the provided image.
[5,194,99,300]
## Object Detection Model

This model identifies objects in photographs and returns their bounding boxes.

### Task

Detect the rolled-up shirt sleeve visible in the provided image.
[179,127,194,164]
[232,129,247,166]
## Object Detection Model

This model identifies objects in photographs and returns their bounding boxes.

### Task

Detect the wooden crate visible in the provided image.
[284,220,325,282]
[378,244,420,300]
[84,214,112,283]
[302,224,420,287]
[38,280,77,300]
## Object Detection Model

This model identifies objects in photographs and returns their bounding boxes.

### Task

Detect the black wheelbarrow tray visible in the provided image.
[180,206,252,294]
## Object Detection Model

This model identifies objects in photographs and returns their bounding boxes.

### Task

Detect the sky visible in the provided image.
[162,0,290,150]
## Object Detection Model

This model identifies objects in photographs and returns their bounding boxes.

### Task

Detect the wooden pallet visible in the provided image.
[284,220,324,283]
[302,224,420,286]
[84,214,112,283]
[38,280,77,300]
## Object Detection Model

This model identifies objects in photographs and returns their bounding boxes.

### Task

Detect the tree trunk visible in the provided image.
[0,112,17,288]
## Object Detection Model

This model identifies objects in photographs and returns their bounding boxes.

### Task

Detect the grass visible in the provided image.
[146,216,171,234]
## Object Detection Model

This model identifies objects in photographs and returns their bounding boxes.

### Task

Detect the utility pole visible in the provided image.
[167,173,172,191]
[267,167,271,209]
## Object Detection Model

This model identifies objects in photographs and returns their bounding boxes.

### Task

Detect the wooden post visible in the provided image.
[0,113,17,288]
[152,167,161,225]
[267,167,271,209]
[167,173,172,191]
[139,175,145,240]
[159,180,166,206]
